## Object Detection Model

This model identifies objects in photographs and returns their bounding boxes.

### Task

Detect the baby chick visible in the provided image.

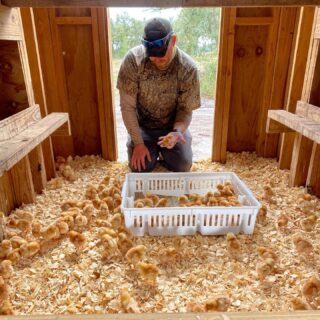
[0,240,12,259]
[155,198,168,208]
[141,198,153,208]
[83,204,95,221]
[204,297,230,312]
[302,276,320,301]
[186,301,205,313]
[42,225,60,241]
[263,185,274,201]
[69,231,86,253]
[60,200,78,211]
[16,219,32,234]
[120,288,140,313]
[161,133,173,147]
[61,165,77,182]
[19,241,40,258]
[256,205,267,224]
[55,220,69,235]
[257,246,278,263]
[0,260,13,279]
[95,219,112,228]
[110,213,123,229]
[136,262,160,284]
[300,215,317,232]
[0,300,14,315]
[226,233,241,259]
[145,192,159,206]
[0,276,9,301]
[74,214,88,231]
[99,203,109,219]
[100,176,110,187]
[60,215,74,229]
[291,297,311,310]
[134,201,144,208]
[158,246,179,264]
[178,195,189,205]
[15,210,33,222]
[125,245,146,265]
[32,220,42,238]
[276,213,289,230]
[256,258,275,281]
[98,227,117,239]
[6,248,20,265]
[9,236,26,249]
[117,232,134,255]
[292,234,313,256]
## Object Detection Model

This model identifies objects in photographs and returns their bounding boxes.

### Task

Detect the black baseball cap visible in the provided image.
[142,17,173,57]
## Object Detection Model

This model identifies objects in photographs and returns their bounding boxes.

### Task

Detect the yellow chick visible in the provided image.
[141,198,153,207]
[204,297,230,312]
[95,219,112,228]
[83,204,95,221]
[263,185,274,201]
[117,232,134,255]
[125,245,147,265]
[178,195,189,205]
[302,276,320,301]
[0,300,14,315]
[6,247,20,265]
[42,225,60,241]
[60,215,74,229]
[292,234,313,256]
[113,198,122,209]
[256,258,275,281]
[145,192,159,206]
[161,133,173,147]
[300,215,317,232]
[291,297,311,310]
[74,214,88,230]
[120,288,140,313]
[136,262,160,283]
[103,196,114,211]
[98,227,117,239]
[276,213,289,230]
[100,176,110,187]
[55,220,69,235]
[158,247,179,264]
[15,210,33,222]
[155,198,168,208]
[99,203,109,219]
[16,219,31,234]
[226,233,241,258]
[0,276,9,302]
[186,301,205,313]
[32,220,42,238]
[10,236,26,249]
[134,201,145,208]
[111,213,123,229]
[0,240,12,259]
[256,205,267,224]
[0,260,13,279]
[69,231,86,253]
[60,200,78,211]
[257,247,278,262]
[19,242,40,258]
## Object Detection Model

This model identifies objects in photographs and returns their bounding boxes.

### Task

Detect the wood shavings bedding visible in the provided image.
[1,152,320,315]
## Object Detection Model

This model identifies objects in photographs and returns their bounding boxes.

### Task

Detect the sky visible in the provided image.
[109,7,181,21]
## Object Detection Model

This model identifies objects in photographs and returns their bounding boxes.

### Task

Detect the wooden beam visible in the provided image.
[2,0,320,8]
[28,144,47,193]
[296,100,320,122]
[0,171,15,214]
[235,17,274,25]
[279,7,316,169]
[0,5,22,40]
[212,8,236,163]
[266,117,295,133]
[307,142,320,196]
[0,112,69,175]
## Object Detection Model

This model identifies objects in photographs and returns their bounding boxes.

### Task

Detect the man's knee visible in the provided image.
[166,156,192,172]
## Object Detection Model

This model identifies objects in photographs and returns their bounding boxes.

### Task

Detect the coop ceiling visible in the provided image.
[1,0,320,7]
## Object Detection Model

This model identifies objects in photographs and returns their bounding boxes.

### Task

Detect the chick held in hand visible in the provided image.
[158,131,186,149]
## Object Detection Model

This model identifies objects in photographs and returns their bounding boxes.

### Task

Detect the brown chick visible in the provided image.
[291,297,311,310]
[99,203,109,219]
[263,185,274,201]
[60,215,74,229]
[186,301,205,313]
[69,231,86,253]
[134,201,144,208]
[155,198,168,208]
[0,300,14,315]
[0,260,13,279]
[83,204,95,221]
[6,248,20,265]
[19,241,40,258]
[0,276,9,301]
[100,176,110,187]
[292,234,313,256]
[178,195,189,205]
[0,240,12,259]
[158,246,179,264]
[226,233,241,259]
[42,225,60,241]
[256,258,275,281]
[204,297,230,312]
[301,276,320,301]
[55,220,69,235]
[256,205,267,224]
[300,215,317,232]
[276,213,289,230]
[92,199,103,210]
[117,232,134,255]
[136,262,160,283]
[103,196,114,211]
[120,288,140,313]
[111,213,123,229]
[10,236,26,249]
[125,245,146,265]
[257,247,278,263]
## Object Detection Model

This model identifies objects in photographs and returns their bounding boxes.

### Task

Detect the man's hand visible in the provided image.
[158,132,186,149]
[131,143,151,171]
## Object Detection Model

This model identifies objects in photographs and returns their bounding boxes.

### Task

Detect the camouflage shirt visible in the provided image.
[117,45,201,129]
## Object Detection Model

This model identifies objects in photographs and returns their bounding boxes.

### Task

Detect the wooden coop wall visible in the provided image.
[212,7,315,162]
[32,7,117,160]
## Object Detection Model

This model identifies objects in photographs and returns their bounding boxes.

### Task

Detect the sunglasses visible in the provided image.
[141,32,174,49]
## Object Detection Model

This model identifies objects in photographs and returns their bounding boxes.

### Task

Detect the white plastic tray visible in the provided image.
[121,172,261,236]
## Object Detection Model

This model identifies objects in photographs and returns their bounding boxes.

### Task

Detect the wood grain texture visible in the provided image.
[9,155,35,206]
[3,0,320,7]
[212,8,236,162]
[0,5,21,40]
[279,7,316,169]
[0,171,15,214]
[28,144,47,193]
[307,142,320,196]
[0,112,69,175]
[315,8,320,38]
[296,100,320,121]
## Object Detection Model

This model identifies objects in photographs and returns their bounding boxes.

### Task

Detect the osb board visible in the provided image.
[0,40,28,121]
[57,24,102,156]
[227,25,269,152]
[2,152,320,316]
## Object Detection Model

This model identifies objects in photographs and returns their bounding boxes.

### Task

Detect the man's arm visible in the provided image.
[173,110,192,133]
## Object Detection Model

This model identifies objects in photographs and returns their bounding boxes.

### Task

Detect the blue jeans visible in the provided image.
[127,127,193,172]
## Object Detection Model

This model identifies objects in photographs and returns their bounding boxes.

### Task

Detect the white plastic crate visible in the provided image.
[121,172,261,236]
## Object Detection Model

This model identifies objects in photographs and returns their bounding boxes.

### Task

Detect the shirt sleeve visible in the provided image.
[116,52,139,97]
[177,66,201,113]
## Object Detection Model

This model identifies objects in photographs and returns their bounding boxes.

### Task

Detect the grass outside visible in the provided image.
[112,52,217,102]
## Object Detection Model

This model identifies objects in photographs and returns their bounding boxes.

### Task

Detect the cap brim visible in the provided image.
[146,46,167,58]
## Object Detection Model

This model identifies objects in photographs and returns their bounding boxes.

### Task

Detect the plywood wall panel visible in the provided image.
[55,8,91,16]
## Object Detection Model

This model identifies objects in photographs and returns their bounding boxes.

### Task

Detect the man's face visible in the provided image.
[149,35,176,70]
